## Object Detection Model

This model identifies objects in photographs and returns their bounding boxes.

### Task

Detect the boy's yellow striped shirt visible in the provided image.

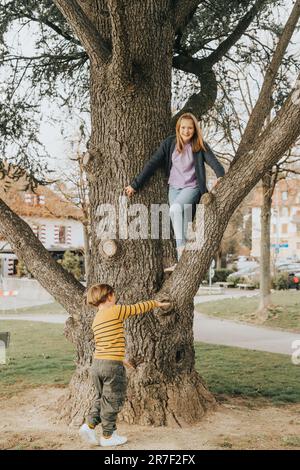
[92,300,158,361]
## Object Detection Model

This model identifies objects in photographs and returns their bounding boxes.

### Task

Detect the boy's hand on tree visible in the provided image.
[125,185,136,197]
[156,301,171,310]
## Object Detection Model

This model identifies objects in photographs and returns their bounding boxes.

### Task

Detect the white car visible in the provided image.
[227,265,260,281]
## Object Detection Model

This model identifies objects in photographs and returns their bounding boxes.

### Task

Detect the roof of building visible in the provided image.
[0,175,83,220]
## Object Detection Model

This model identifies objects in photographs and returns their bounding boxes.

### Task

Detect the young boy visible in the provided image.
[79,283,170,447]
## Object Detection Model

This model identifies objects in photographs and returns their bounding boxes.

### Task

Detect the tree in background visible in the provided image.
[53,129,91,280]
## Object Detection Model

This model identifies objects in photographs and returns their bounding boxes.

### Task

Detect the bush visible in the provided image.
[226,275,258,288]
[212,269,234,283]
[272,272,290,290]
[59,250,82,280]
[225,275,243,286]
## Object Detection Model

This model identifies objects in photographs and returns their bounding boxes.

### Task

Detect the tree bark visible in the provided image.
[82,223,90,281]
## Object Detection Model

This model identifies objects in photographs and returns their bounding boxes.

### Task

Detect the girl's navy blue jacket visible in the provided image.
[130,135,225,199]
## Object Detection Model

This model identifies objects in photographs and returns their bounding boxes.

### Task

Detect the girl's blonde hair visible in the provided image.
[175,112,206,153]
[86,283,114,307]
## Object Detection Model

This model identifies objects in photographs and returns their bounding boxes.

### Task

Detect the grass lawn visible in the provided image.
[1,320,300,405]
[195,342,300,404]
[0,320,75,397]
[195,290,300,332]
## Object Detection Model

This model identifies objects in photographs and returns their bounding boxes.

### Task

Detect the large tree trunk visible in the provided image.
[59,1,216,427]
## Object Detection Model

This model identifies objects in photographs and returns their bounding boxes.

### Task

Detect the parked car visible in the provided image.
[227,265,260,281]
[288,273,300,289]
[277,263,300,273]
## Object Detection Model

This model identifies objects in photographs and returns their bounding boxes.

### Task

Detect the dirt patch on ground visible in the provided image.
[0,387,300,450]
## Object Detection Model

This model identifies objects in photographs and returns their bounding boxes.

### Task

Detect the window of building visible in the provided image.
[281,191,288,201]
[282,224,288,233]
[36,224,42,240]
[58,226,66,244]
[24,193,45,206]
[281,207,289,217]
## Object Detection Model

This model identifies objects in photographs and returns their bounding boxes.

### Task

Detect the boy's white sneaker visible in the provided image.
[79,423,98,446]
[100,431,127,447]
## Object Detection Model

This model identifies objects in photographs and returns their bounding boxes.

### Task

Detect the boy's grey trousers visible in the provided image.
[87,359,127,437]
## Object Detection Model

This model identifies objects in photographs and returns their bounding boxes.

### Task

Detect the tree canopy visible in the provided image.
[1,0,297,180]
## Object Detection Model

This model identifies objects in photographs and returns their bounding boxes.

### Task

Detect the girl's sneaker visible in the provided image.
[79,423,98,446]
[100,431,127,447]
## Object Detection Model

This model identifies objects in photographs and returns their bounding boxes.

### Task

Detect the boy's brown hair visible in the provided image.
[86,283,115,307]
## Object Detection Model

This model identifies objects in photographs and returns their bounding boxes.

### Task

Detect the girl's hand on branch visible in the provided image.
[212,177,222,189]
[125,185,136,197]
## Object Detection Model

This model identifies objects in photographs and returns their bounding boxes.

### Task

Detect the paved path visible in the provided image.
[0,314,68,324]
[193,312,300,356]
[193,290,300,355]
[194,289,259,304]
[0,298,53,311]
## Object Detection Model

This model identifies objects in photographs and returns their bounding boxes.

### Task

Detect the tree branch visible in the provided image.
[171,68,217,124]
[106,0,131,80]
[173,0,202,32]
[53,0,111,64]
[0,198,84,320]
[233,0,300,162]
[161,74,300,305]
[206,0,267,65]
[171,0,267,122]
[18,11,82,46]
[2,52,88,66]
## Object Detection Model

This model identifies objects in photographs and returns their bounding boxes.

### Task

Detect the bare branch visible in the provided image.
[53,0,111,64]
[2,52,88,66]
[233,0,300,162]
[22,11,81,46]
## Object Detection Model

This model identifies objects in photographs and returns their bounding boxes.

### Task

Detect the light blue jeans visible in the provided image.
[168,186,201,251]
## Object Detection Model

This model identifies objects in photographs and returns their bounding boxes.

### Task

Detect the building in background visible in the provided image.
[0,182,84,277]
[251,179,300,262]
